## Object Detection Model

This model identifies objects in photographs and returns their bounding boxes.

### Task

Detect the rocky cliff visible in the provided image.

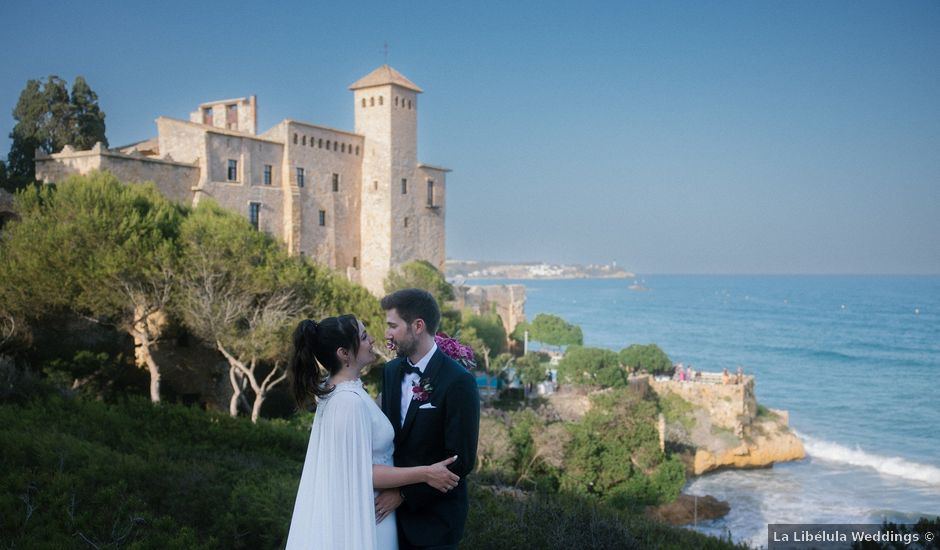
[649,376,805,475]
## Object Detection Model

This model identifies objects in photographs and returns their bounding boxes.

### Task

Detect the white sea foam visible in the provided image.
[799,432,940,486]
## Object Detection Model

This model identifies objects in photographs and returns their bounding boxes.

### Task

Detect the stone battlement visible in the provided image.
[649,374,759,432]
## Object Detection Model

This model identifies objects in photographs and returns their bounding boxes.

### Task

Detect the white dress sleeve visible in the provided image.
[286,389,377,550]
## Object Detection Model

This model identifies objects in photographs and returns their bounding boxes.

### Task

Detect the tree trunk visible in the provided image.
[250,391,265,424]
[131,323,160,403]
[228,367,243,417]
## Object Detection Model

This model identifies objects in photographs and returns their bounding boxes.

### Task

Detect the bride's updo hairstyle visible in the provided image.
[290,314,360,407]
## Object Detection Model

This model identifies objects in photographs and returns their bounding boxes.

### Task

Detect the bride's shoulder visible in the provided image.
[325,383,369,408]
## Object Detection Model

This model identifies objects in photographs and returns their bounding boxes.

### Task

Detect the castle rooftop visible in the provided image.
[349,65,423,93]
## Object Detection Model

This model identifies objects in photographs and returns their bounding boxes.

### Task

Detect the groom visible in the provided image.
[378,288,480,549]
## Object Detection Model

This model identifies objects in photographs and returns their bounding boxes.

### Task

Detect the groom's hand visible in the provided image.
[374,489,403,524]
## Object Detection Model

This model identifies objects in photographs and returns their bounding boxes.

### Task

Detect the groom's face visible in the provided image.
[385,308,418,359]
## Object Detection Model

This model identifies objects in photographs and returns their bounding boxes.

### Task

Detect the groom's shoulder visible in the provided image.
[439,353,474,381]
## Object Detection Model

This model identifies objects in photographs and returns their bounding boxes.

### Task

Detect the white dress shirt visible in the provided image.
[400,342,437,426]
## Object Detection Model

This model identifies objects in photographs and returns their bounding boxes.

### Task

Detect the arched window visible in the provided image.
[302,135,306,146]
[318,138,322,148]
[326,140,331,150]
[379,96,383,106]
[341,143,345,153]
[355,146,360,155]
[370,97,375,106]
[408,99,412,109]
[293,133,298,144]
[361,98,366,108]
[395,96,399,107]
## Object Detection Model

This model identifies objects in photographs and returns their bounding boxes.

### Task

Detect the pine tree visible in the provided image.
[4,76,107,190]
[70,76,108,150]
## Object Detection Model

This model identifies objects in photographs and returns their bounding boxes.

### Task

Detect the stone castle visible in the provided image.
[34,65,448,295]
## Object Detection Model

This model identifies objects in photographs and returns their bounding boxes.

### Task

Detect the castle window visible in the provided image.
[318,210,326,226]
[302,135,307,146]
[355,146,360,155]
[370,97,375,106]
[202,107,213,125]
[362,98,366,108]
[408,99,412,109]
[379,96,383,106]
[227,159,238,181]
[263,165,272,185]
[401,178,407,194]
[226,104,238,130]
[395,96,399,107]
[352,256,358,268]
[326,140,331,151]
[427,179,435,207]
[293,133,298,144]
[249,202,261,230]
[332,173,339,192]
[296,167,305,188]
[341,143,345,153]
[404,217,409,228]
[318,138,322,148]
[373,180,378,191]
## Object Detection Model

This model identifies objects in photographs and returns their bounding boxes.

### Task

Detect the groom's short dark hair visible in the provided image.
[381,288,441,335]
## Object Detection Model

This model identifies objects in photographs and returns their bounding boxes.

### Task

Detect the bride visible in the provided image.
[285,315,459,549]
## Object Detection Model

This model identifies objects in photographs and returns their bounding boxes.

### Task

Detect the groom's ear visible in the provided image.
[413,318,426,335]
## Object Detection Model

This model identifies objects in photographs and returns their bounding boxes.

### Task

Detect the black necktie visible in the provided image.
[401,360,421,377]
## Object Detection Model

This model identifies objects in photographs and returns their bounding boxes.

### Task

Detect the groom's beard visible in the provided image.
[394,330,418,359]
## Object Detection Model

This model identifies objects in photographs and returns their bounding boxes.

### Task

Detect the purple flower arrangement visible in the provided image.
[435,332,476,370]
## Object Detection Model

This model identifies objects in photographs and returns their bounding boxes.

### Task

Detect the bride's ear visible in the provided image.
[336,347,350,365]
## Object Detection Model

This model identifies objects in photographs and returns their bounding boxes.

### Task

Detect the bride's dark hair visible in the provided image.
[290,314,360,407]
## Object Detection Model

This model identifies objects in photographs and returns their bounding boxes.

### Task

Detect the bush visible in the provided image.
[562,388,685,508]
[557,346,626,387]
[0,395,306,548]
[619,344,672,375]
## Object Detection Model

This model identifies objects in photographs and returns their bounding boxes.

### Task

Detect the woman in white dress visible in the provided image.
[285,315,460,550]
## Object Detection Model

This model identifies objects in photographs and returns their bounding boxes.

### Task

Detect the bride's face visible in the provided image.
[355,320,377,367]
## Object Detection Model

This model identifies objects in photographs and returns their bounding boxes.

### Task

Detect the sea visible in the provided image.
[467,275,940,548]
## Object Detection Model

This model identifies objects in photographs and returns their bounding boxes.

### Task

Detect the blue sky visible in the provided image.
[2,1,938,274]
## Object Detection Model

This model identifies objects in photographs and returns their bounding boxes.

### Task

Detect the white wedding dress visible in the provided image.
[286,380,398,550]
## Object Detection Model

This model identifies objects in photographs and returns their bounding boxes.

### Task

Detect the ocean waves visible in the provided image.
[799,432,940,487]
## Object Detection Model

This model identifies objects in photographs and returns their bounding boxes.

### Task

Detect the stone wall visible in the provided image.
[649,375,758,432]
[35,143,199,204]
[454,284,526,333]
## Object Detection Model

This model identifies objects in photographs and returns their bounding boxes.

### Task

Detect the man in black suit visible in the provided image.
[377,288,480,550]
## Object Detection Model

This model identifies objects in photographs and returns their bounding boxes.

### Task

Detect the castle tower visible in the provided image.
[351,65,424,295]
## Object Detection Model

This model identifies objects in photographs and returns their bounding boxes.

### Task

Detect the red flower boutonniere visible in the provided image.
[411,378,433,402]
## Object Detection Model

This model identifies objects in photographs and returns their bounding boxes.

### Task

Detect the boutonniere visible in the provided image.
[411,378,433,402]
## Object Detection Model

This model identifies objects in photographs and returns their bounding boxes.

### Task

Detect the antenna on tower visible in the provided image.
[383,42,389,65]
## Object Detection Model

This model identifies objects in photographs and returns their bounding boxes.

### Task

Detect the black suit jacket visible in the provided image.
[381,349,480,547]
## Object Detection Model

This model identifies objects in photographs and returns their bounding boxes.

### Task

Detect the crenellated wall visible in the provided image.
[649,375,758,432]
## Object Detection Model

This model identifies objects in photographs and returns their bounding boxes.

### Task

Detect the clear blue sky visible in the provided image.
[2,1,938,274]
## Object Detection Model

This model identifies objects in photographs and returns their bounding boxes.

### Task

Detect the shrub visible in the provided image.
[619,344,672,375]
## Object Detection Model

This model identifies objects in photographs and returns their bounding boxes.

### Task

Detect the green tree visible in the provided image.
[5,76,107,190]
[619,344,672,375]
[556,346,625,387]
[460,311,507,371]
[0,172,182,402]
[69,76,108,150]
[514,313,583,348]
[562,388,685,507]
[384,260,455,304]
[176,201,310,422]
[515,352,550,386]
